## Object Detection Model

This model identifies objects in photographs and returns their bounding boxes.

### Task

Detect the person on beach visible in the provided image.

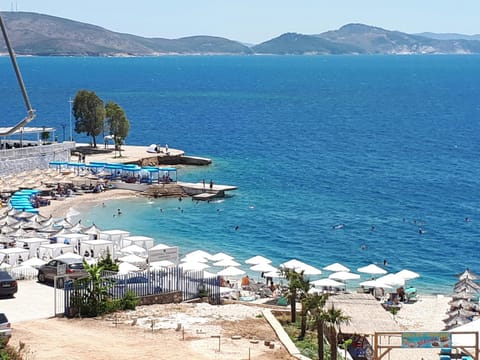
[209,179,213,189]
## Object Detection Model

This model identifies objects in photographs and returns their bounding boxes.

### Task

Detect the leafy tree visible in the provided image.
[298,276,312,339]
[105,101,130,157]
[40,130,50,144]
[73,90,105,147]
[281,268,306,323]
[324,305,350,360]
[305,293,329,360]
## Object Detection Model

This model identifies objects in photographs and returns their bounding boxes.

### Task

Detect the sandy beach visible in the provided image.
[3,176,465,359]
[38,188,138,219]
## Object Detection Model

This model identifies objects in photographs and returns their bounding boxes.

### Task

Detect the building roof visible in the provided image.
[327,293,401,335]
[0,127,56,136]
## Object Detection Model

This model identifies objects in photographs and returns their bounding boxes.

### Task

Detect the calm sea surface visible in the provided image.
[2,55,480,294]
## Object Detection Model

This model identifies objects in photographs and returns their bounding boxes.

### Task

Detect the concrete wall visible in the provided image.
[0,142,74,176]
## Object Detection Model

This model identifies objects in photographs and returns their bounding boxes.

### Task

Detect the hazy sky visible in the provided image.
[1,0,479,43]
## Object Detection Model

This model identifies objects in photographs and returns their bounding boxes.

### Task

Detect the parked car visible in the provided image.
[37,258,87,288]
[0,271,17,298]
[0,313,11,346]
[111,274,162,297]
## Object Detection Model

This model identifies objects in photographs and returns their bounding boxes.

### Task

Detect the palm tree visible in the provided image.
[324,305,350,360]
[281,268,306,323]
[306,293,329,360]
[298,276,313,339]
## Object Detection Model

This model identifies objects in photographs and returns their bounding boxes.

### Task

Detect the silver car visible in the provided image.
[38,258,87,288]
[0,313,11,346]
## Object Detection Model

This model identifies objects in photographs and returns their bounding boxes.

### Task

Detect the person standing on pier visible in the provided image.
[209,179,213,190]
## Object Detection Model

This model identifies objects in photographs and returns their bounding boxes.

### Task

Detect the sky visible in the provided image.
[1,0,479,44]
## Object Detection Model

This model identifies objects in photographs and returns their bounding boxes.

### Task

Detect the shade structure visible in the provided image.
[376,273,406,287]
[446,308,478,318]
[217,266,245,277]
[329,271,360,281]
[280,259,322,275]
[21,257,47,267]
[323,262,350,273]
[449,298,475,308]
[54,252,82,261]
[184,249,213,260]
[118,254,147,264]
[180,262,210,271]
[250,263,277,273]
[444,316,473,328]
[359,280,392,289]
[118,262,140,274]
[245,255,272,265]
[180,255,208,263]
[312,278,345,288]
[149,260,175,268]
[457,269,480,281]
[213,258,241,267]
[357,263,387,276]
[120,245,147,256]
[395,269,420,281]
[210,252,234,262]
[263,270,285,279]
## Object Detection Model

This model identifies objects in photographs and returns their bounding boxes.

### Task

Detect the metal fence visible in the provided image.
[63,267,220,316]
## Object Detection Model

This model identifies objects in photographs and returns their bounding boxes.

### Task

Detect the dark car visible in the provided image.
[0,271,17,298]
[38,258,87,288]
[111,275,162,297]
[0,313,11,346]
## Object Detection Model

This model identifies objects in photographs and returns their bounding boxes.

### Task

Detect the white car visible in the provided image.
[0,313,11,346]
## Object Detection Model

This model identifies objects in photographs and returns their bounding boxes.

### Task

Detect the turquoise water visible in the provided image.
[2,55,480,294]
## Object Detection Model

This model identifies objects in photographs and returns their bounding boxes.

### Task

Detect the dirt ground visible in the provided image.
[10,305,295,360]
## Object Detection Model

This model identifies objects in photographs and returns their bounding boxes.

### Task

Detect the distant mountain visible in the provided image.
[0,12,252,56]
[315,24,480,55]
[1,12,480,56]
[416,32,480,41]
[252,32,364,55]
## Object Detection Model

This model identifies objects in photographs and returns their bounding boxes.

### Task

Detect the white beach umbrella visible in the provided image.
[118,262,140,274]
[329,271,360,281]
[245,255,272,265]
[120,244,147,256]
[217,266,245,277]
[357,263,387,276]
[150,243,172,251]
[180,255,209,263]
[359,279,392,289]
[210,252,234,262]
[21,257,47,267]
[396,269,420,281]
[312,278,345,288]
[0,262,11,269]
[376,273,406,287]
[180,262,211,271]
[149,260,175,268]
[323,262,351,273]
[118,254,147,264]
[213,258,241,267]
[250,263,277,273]
[280,259,322,275]
[263,270,285,279]
[184,249,213,260]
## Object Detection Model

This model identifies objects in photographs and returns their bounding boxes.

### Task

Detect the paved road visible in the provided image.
[0,280,59,323]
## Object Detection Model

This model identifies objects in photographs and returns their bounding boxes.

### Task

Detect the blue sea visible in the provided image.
[2,55,480,294]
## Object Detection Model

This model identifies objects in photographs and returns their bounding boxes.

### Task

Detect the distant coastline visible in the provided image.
[2,12,480,56]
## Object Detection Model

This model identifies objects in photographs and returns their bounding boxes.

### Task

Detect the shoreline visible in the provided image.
[39,189,138,219]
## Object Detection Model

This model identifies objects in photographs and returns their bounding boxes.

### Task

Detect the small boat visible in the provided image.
[332,224,345,230]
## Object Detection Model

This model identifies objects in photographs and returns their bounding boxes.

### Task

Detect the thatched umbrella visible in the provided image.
[457,269,480,281]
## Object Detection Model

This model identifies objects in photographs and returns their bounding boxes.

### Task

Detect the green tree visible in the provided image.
[298,276,312,339]
[324,305,350,360]
[306,293,329,360]
[73,90,105,147]
[105,101,130,157]
[281,268,306,323]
